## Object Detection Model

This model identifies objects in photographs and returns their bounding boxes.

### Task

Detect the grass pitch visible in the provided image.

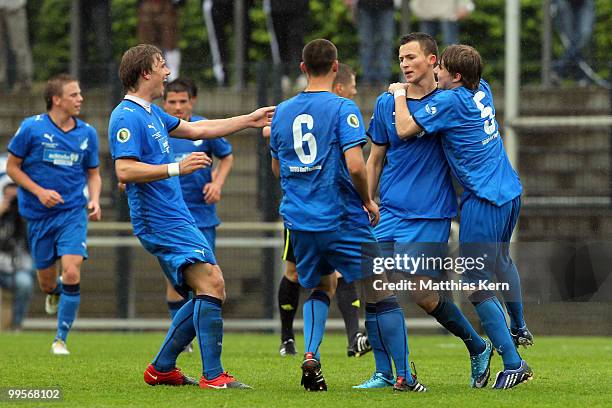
[0,332,610,407]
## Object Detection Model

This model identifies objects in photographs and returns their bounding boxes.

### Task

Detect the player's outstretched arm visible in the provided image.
[115,153,212,183]
[388,82,423,139]
[344,146,380,226]
[6,153,64,208]
[170,106,275,140]
[366,143,387,201]
[87,167,102,221]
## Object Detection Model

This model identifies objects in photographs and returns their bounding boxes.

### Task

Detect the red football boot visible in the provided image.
[144,364,198,386]
[199,372,252,389]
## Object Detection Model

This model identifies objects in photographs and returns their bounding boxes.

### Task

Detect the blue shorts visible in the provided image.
[26,207,88,269]
[375,208,451,278]
[290,224,377,289]
[199,226,217,253]
[459,194,521,284]
[138,224,217,298]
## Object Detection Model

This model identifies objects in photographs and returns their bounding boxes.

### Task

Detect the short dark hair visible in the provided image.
[163,78,198,100]
[44,74,78,111]
[332,63,354,87]
[119,44,163,92]
[399,32,439,59]
[440,44,482,90]
[302,39,338,77]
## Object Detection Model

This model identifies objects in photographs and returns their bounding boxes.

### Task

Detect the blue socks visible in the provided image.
[193,295,224,380]
[429,297,486,356]
[303,290,330,361]
[153,299,196,372]
[375,297,413,382]
[167,299,189,320]
[497,262,526,331]
[474,297,522,370]
[55,283,80,342]
[365,303,393,379]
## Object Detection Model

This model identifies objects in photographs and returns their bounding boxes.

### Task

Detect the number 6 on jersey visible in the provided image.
[292,114,317,164]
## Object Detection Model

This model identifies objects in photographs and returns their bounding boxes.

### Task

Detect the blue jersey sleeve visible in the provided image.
[367,94,390,145]
[209,137,233,158]
[86,125,100,168]
[109,115,144,160]
[7,119,33,158]
[412,91,457,134]
[338,100,367,152]
[157,108,181,133]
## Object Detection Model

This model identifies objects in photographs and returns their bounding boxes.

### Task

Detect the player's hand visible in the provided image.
[179,152,212,175]
[117,182,126,192]
[88,200,102,221]
[36,188,64,208]
[248,106,275,128]
[388,82,408,95]
[262,125,271,139]
[364,200,380,227]
[203,182,222,204]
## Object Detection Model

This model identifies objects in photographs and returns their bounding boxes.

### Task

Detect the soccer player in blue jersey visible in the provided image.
[389,44,533,389]
[162,78,233,347]
[6,74,102,355]
[357,32,492,389]
[270,38,426,392]
[109,44,273,389]
[276,63,371,359]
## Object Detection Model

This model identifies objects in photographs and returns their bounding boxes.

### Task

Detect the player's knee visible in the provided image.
[205,265,226,301]
[284,262,298,282]
[38,279,56,294]
[414,290,439,313]
[61,265,81,284]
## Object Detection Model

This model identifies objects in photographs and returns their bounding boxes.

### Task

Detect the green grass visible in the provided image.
[0,332,611,407]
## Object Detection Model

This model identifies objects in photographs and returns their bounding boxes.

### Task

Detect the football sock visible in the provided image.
[55,283,80,342]
[375,296,414,383]
[152,299,196,372]
[194,295,224,380]
[429,297,486,356]
[167,299,189,320]
[498,263,526,331]
[303,290,330,361]
[365,303,394,379]
[335,277,361,345]
[278,276,300,341]
[473,297,522,370]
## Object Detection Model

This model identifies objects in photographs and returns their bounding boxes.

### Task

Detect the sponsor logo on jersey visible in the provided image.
[347,113,360,128]
[43,149,83,166]
[117,128,131,143]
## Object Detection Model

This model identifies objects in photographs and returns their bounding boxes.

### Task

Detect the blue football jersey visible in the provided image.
[7,114,99,220]
[368,90,457,219]
[412,79,522,206]
[270,91,369,231]
[108,99,196,235]
[169,114,233,228]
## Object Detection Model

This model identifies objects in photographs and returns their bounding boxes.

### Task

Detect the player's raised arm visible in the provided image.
[388,82,423,139]
[344,146,379,226]
[115,153,212,184]
[170,106,275,140]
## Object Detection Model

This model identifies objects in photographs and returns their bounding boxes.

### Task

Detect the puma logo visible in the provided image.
[44,133,54,142]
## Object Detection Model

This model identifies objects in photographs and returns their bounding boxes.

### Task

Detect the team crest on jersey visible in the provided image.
[80,138,89,150]
[193,140,203,147]
[117,128,131,143]
[347,113,360,128]
[425,104,437,115]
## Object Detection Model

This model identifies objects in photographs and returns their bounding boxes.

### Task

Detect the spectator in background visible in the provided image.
[202,0,253,87]
[0,182,34,331]
[138,0,184,81]
[0,0,33,93]
[551,0,608,87]
[344,0,395,87]
[264,0,309,92]
[410,0,474,47]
